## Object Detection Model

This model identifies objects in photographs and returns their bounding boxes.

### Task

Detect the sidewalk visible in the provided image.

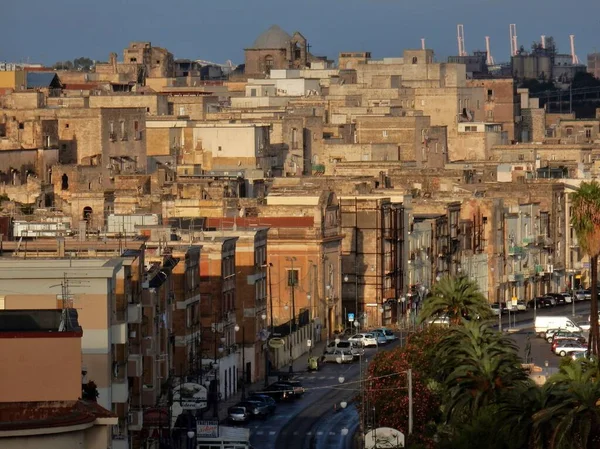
[216,338,330,423]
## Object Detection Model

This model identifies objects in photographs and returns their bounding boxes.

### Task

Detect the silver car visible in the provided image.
[323,349,354,364]
[554,341,587,357]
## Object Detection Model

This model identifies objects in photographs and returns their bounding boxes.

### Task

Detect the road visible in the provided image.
[245,301,596,449]
[245,343,396,449]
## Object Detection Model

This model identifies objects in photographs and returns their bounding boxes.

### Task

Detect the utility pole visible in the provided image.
[286,256,297,374]
[407,368,413,435]
[268,263,274,334]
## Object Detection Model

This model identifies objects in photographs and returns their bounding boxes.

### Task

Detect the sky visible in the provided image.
[2,0,599,66]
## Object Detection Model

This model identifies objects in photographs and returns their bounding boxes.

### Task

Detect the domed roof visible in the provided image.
[251,25,292,50]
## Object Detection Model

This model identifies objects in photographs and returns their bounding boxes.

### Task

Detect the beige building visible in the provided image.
[0,309,117,449]
[0,241,146,449]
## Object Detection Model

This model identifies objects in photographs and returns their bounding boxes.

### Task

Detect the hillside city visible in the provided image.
[2,23,600,449]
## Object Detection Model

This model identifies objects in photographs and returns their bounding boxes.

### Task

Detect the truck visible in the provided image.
[534,316,581,338]
[197,425,253,449]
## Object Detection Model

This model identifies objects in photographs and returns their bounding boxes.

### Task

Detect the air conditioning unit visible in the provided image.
[128,410,143,431]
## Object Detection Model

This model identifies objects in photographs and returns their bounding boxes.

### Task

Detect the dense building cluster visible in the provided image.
[0,26,599,449]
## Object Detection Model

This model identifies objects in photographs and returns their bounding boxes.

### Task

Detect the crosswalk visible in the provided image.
[293,375,339,381]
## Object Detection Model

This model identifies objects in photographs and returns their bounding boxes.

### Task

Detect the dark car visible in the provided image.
[273,380,305,399]
[527,296,552,309]
[546,293,567,305]
[259,384,292,402]
[248,394,276,414]
[550,331,586,345]
[236,400,269,419]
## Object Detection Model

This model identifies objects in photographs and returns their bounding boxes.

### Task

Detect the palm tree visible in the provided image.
[570,181,600,356]
[436,321,527,422]
[418,276,492,326]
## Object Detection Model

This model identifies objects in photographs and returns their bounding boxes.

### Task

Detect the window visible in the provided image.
[134,121,140,140]
[518,154,524,161]
[486,110,494,120]
[250,88,257,97]
[18,122,24,130]
[382,130,388,138]
[585,127,592,138]
[109,122,116,141]
[218,146,222,152]
[477,100,480,109]
[412,57,417,64]
[287,269,299,287]
[487,89,493,100]
[120,121,127,140]
[0,124,5,137]
[566,127,573,136]
[65,123,69,129]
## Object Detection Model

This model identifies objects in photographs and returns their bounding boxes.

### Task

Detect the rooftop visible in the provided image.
[250,25,292,50]
[0,400,116,432]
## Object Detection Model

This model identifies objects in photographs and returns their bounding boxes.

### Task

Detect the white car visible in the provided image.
[516,300,527,311]
[554,341,587,357]
[373,328,397,341]
[349,333,378,348]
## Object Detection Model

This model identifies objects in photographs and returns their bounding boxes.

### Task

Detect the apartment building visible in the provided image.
[0,309,117,449]
[0,239,146,449]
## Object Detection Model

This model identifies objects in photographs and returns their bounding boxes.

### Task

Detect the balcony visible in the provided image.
[128,410,143,431]
[127,304,141,324]
[508,246,525,256]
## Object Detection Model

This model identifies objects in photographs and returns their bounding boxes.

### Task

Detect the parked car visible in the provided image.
[228,406,250,423]
[574,289,591,301]
[369,330,388,346]
[516,300,527,311]
[571,350,590,361]
[554,341,587,357]
[237,400,270,419]
[349,333,378,348]
[490,303,502,316]
[248,394,276,414]
[373,328,398,341]
[326,340,364,359]
[323,349,354,364]
[527,297,552,309]
[546,293,567,305]
[552,337,586,353]
[558,292,573,303]
[550,330,586,344]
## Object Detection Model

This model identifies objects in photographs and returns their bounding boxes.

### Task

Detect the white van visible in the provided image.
[534,316,581,338]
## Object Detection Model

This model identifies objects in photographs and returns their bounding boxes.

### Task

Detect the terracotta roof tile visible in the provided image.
[0,400,115,431]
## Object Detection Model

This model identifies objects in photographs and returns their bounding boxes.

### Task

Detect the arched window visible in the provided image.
[265,55,274,70]
[61,173,69,190]
[83,206,93,222]
[412,57,418,64]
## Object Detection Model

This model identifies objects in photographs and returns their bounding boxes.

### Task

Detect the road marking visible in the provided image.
[318,376,326,379]
[293,431,299,436]
[327,376,335,379]
[330,432,336,435]
[255,431,264,435]
[317,431,323,436]
[269,431,276,436]
[307,432,312,436]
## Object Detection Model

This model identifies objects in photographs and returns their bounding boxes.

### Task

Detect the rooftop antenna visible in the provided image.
[570,35,580,64]
[509,24,518,56]
[421,38,426,50]
[457,24,467,57]
[485,36,495,65]
[541,35,546,49]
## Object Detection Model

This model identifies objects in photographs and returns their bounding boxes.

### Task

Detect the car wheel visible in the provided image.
[560,351,566,357]
[547,337,553,343]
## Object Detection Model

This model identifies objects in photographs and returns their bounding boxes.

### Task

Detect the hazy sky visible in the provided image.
[3,0,598,65]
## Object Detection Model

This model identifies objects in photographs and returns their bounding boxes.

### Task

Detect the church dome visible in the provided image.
[251,25,292,50]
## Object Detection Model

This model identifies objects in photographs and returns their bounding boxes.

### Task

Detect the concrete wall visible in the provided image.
[89,94,169,116]
[0,333,82,402]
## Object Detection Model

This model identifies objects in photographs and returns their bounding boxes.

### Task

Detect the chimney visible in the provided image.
[57,237,65,258]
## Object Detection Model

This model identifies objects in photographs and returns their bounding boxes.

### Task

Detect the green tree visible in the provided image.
[435,321,527,422]
[533,361,600,448]
[417,276,492,326]
[570,181,600,356]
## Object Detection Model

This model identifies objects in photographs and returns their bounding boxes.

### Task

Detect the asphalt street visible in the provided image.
[243,301,596,449]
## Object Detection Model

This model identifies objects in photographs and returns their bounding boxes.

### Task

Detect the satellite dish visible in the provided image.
[364,427,405,448]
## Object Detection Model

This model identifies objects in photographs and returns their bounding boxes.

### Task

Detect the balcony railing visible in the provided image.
[508,246,525,256]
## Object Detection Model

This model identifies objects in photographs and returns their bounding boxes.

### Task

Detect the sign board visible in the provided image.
[197,420,219,438]
[511,296,518,307]
[348,313,355,322]
[172,382,208,411]
[307,339,312,347]
[365,427,405,448]
[268,337,285,349]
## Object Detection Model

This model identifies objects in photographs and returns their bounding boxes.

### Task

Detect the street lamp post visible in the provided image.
[285,257,297,374]
[234,324,245,400]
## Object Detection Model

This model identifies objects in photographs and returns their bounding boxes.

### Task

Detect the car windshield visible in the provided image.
[336,342,350,348]
[230,407,245,413]
[364,334,374,338]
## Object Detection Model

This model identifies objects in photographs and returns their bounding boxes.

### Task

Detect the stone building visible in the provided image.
[244,25,315,77]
